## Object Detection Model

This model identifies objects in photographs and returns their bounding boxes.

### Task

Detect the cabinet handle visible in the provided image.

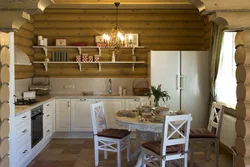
[180,75,184,90]
[134,99,139,101]
[68,101,70,107]
[47,130,50,132]
[176,74,179,90]
[80,99,86,101]
[46,114,50,117]
[22,150,27,154]
[22,115,27,119]
[47,104,50,106]
[22,129,27,133]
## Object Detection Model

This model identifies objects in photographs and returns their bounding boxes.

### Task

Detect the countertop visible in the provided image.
[15,93,148,116]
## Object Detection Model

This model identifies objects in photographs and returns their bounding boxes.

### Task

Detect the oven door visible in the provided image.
[31,113,43,148]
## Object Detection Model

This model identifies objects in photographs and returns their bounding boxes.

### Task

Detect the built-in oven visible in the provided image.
[31,105,43,148]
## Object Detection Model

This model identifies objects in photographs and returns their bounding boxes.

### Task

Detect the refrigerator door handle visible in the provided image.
[176,74,179,90]
[180,75,184,90]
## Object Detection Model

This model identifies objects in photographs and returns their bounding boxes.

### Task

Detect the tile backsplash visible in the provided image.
[49,78,141,95]
[15,78,149,96]
[15,78,32,97]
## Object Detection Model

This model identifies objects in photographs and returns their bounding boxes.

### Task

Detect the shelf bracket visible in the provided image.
[132,47,135,55]
[132,63,135,72]
[97,47,101,56]
[98,63,101,72]
[43,62,48,71]
[77,63,82,71]
[42,47,48,57]
[77,47,81,55]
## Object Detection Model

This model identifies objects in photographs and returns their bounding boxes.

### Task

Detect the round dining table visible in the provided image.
[113,114,164,167]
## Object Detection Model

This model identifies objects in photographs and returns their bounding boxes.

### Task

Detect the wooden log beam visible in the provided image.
[15,65,34,73]
[15,71,34,79]
[236,31,250,48]
[34,28,204,37]
[15,28,35,40]
[190,0,250,13]
[33,13,202,21]
[34,21,204,29]
[236,155,250,167]
[236,65,250,83]
[236,102,250,121]
[236,119,250,138]
[14,35,34,48]
[235,47,250,65]
[208,12,250,31]
[236,137,250,157]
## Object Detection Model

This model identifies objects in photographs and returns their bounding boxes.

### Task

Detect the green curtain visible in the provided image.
[209,22,224,114]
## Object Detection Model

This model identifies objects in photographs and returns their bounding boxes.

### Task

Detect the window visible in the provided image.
[215,32,237,108]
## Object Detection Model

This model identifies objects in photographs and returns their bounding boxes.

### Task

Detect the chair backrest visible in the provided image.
[90,101,107,135]
[207,102,225,138]
[161,114,192,156]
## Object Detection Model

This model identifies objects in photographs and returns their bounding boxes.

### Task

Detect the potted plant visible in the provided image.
[146,84,170,107]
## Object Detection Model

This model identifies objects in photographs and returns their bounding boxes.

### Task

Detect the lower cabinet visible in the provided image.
[96,99,125,129]
[71,99,95,131]
[55,99,71,131]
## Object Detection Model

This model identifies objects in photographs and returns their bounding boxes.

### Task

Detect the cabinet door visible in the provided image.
[70,99,95,131]
[96,99,125,129]
[125,98,140,110]
[55,99,70,132]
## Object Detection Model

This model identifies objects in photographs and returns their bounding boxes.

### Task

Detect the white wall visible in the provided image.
[49,78,146,95]
[15,78,32,98]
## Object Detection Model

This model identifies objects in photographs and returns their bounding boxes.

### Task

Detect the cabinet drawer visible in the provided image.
[15,111,30,126]
[43,125,52,139]
[43,111,52,128]
[16,141,31,164]
[16,121,30,143]
[43,101,52,111]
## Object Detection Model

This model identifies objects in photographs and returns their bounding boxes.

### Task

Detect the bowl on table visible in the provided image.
[154,107,169,115]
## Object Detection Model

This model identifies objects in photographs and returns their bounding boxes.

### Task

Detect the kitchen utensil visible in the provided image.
[29,77,51,96]
[22,91,36,100]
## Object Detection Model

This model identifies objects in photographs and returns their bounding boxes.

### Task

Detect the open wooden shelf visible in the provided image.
[32,46,145,56]
[32,61,145,72]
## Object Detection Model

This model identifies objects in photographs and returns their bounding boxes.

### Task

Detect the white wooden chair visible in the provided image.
[141,114,192,167]
[189,102,225,167]
[90,101,131,167]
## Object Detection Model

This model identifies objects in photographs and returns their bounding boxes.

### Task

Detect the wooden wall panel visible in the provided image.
[33,8,210,78]
[14,18,35,79]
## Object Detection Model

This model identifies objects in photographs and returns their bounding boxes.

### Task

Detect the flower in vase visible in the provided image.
[146,84,170,107]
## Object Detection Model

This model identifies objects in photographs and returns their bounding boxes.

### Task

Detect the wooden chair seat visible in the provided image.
[189,128,216,138]
[97,129,131,139]
[142,140,183,155]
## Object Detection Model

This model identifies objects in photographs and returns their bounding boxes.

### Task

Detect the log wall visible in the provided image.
[32,8,210,78]
[14,17,35,79]
[235,31,250,167]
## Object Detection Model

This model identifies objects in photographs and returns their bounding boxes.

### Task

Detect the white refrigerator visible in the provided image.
[148,51,210,128]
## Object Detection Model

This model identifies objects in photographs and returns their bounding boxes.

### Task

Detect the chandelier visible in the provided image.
[103,2,125,55]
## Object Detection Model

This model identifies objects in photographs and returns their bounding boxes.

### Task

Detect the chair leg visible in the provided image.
[184,153,188,167]
[127,136,131,162]
[117,141,121,167]
[206,141,210,161]
[215,140,219,167]
[161,160,166,167]
[142,151,146,167]
[104,149,108,160]
[190,142,195,167]
[94,137,99,167]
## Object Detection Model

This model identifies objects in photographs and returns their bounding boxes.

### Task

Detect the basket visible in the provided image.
[29,77,51,96]
[132,78,149,96]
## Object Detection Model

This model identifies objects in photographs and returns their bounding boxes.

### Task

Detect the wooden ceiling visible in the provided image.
[51,0,196,9]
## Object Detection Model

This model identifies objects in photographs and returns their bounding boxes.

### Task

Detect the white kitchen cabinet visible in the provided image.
[96,99,125,128]
[125,98,140,110]
[55,99,71,131]
[43,100,55,141]
[71,98,95,131]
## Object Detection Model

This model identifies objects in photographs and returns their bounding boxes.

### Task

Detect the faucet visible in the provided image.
[108,79,112,94]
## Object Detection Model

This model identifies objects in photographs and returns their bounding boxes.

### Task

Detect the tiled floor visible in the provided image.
[27,139,233,167]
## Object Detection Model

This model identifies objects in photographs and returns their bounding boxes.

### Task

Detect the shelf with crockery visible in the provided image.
[32,61,145,72]
[32,46,145,56]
